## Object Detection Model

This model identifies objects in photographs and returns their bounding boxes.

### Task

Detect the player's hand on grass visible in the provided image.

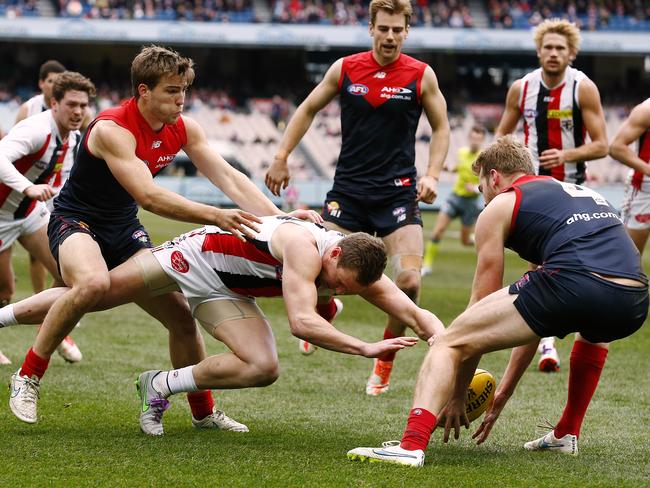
[24,184,56,201]
[215,209,262,241]
[265,156,291,196]
[417,175,439,204]
[362,336,418,358]
[287,208,324,224]
[472,392,508,445]
[437,398,470,443]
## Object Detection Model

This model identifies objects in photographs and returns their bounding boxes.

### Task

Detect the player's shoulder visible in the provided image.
[399,52,428,70]
[10,110,52,137]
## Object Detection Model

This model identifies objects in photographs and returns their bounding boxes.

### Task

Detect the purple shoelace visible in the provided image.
[149,398,170,422]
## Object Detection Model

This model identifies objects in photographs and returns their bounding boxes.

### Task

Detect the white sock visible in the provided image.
[540,337,555,347]
[153,366,198,397]
[0,304,18,328]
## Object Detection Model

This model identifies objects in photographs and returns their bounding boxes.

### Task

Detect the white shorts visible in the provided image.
[148,242,258,313]
[0,201,50,252]
[621,186,650,231]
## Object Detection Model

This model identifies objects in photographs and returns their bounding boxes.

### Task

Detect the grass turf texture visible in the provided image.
[1,210,648,487]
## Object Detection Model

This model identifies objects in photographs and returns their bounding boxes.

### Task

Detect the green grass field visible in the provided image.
[1,211,648,487]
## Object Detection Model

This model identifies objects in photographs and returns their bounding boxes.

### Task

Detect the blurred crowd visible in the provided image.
[488,0,650,30]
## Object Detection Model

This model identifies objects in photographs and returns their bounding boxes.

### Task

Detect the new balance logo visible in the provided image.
[373,71,386,79]
[151,140,162,149]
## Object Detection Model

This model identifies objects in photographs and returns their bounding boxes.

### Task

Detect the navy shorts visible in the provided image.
[322,187,422,237]
[440,193,482,227]
[509,267,648,343]
[48,214,153,271]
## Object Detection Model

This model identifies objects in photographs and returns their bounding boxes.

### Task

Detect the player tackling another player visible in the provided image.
[347,135,648,466]
[0,216,444,434]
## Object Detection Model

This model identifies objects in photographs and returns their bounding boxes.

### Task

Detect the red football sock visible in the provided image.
[554,341,608,438]
[20,348,50,379]
[316,299,337,322]
[400,408,437,451]
[379,328,398,362]
[187,391,214,420]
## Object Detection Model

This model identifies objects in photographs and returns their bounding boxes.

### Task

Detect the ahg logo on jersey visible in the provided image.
[347,84,369,96]
[381,86,412,101]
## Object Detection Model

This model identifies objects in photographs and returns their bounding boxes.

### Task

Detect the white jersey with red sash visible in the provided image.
[0,110,79,220]
[25,94,47,117]
[152,216,344,311]
[629,100,650,192]
[519,67,588,184]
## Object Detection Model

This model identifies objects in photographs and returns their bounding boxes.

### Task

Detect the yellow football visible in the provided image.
[465,369,496,422]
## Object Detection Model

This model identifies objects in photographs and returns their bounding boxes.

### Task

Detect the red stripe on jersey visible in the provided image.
[547,84,565,181]
[520,81,529,146]
[632,130,650,190]
[201,233,280,267]
[0,134,52,207]
[228,286,283,298]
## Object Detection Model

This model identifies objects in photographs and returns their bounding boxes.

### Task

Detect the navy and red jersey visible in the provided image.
[335,51,427,195]
[54,97,187,224]
[504,175,646,282]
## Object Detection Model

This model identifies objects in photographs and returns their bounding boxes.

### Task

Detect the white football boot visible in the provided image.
[524,430,578,456]
[192,407,249,432]
[347,441,424,467]
[299,298,343,355]
[9,370,40,424]
[56,336,83,363]
[135,370,170,436]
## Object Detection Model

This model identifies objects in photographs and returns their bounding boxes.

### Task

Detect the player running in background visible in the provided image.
[422,125,486,276]
[495,19,608,372]
[0,216,444,435]
[8,46,319,428]
[265,0,450,395]
[0,72,94,366]
[610,99,650,256]
[347,136,648,466]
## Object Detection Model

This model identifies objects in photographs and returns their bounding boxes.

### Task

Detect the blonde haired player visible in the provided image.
[495,18,608,372]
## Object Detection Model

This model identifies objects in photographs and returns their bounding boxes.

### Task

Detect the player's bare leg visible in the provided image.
[28,254,47,294]
[19,227,83,363]
[366,224,423,396]
[136,313,275,435]
[626,227,649,255]
[0,246,15,305]
[348,288,539,466]
[10,233,109,423]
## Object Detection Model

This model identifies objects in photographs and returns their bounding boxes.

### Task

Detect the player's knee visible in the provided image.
[73,275,110,307]
[395,271,420,301]
[247,358,280,387]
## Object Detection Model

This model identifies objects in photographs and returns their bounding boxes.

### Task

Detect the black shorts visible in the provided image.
[48,214,152,271]
[509,267,648,343]
[322,187,422,237]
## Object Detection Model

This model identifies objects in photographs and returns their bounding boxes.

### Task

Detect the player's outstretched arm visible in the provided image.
[182,116,281,217]
[419,66,450,204]
[280,231,416,356]
[91,121,261,240]
[495,80,523,137]
[360,275,444,340]
[540,79,608,168]
[610,100,650,174]
[265,59,342,196]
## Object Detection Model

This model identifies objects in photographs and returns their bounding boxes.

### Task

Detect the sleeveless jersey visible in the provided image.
[504,175,646,282]
[25,94,47,117]
[629,100,650,192]
[335,51,427,195]
[54,97,187,224]
[158,215,344,300]
[0,110,79,219]
[518,67,587,184]
[452,147,480,198]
